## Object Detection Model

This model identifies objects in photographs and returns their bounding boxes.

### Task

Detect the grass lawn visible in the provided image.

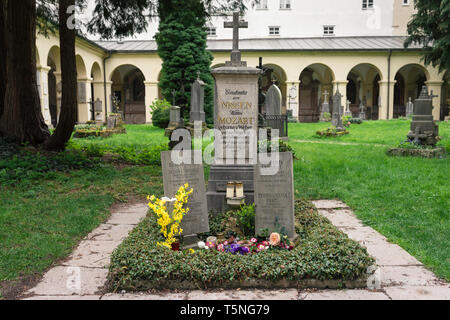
[0,120,449,298]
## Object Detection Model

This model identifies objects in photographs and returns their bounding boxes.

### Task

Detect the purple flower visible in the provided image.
[240,247,250,254]
[230,244,240,254]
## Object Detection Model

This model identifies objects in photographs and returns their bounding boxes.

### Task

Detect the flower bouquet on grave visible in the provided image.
[147,184,193,251]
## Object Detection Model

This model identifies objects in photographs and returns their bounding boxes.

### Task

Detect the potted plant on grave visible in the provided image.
[147,184,193,251]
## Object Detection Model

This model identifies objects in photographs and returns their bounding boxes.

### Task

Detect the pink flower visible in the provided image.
[257,244,266,252]
[250,238,258,243]
[223,241,229,246]
[262,241,270,246]
[217,244,225,252]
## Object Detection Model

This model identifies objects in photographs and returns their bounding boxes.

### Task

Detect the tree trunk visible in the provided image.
[0,0,6,122]
[44,0,77,151]
[0,0,50,144]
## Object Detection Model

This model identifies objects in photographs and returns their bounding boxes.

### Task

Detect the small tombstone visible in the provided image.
[94,98,103,122]
[265,83,282,116]
[161,151,209,246]
[359,102,366,120]
[165,105,183,137]
[344,99,352,117]
[190,72,206,125]
[107,116,117,129]
[254,152,296,239]
[332,90,344,130]
[406,97,414,118]
[320,90,330,121]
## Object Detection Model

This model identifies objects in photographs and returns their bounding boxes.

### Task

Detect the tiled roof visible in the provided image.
[95,36,421,52]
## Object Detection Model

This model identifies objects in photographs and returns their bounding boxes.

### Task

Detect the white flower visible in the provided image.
[198,241,206,249]
[205,246,209,250]
[161,197,177,203]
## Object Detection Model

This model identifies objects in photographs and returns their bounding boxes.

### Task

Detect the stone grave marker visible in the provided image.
[406,97,413,118]
[320,90,330,121]
[254,152,296,239]
[190,72,206,125]
[161,151,209,240]
[332,90,344,130]
[265,83,282,116]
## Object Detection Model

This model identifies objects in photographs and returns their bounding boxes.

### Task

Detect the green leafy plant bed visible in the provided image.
[107,200,375,291]
[315,128,349,138]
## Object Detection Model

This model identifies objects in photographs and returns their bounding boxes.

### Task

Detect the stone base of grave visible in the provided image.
[387,147,446,158]
[445,116,450,122]
[207,165,255,215]
[118,278,368,291]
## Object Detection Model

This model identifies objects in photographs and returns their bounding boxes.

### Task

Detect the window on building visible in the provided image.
[206,27,216,37]
[269,26,280,36]
[280,0,291,9]
[362,0,374,9]
[402,0,410,5]
[323,25,335,36]
[256,0,268,9]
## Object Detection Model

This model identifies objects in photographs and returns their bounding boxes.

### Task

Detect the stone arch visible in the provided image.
[90,62,102,81]
[110,64,147,124]
[346,63,383,119]
[47,46,61,127]
[394,63,429,118]
[76,55,87,79]
[298,63,335,122]
[47,46,61,73]
[262,63,288,112]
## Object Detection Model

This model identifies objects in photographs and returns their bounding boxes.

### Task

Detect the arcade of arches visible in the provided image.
[35,33,448,128]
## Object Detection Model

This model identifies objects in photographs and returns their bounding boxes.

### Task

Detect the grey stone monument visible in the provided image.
[165,105,183,137]
[344,99,352,117]
[207,12,261,214]
[255,152,296,239]
[332,89,344,131]
[406,97,414,118]
[190,72,206,126]
[407,86,439,146]
[320,90,330,121]
[77,82,87,104]
[161,151,209,245]
[265,83,282,116]
[359,101,366,120]
[94,98,103,123]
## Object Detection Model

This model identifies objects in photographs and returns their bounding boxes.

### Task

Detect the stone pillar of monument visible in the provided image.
[37,66,52,127]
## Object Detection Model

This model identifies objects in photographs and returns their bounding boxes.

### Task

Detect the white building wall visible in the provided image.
[83,0,396,41]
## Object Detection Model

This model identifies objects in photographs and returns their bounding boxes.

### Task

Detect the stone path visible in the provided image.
[23,200,449,300]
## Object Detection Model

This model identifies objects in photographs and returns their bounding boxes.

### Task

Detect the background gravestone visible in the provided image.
[161,152,209,237]
[332,90,344,130]
[265,84,282,116]
[190,74,206,125]
[254,152,296,239]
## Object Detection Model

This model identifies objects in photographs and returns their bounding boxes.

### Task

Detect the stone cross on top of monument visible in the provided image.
[224,12,248,67]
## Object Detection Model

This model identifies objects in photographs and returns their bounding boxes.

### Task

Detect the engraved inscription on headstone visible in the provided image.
[78,82,87,104]
[254,152,296,239]
[161,152,209,236]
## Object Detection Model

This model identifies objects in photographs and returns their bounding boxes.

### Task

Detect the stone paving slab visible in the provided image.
[107,210,147,225]
[340,226,388,244]
[302,289,390,300]
[86,224,135,242]
[26,266,109,296]
[380,266,443,287]
[101,293,187,300]
[318,209,364,228]
[363,242,422,266]
[312,200,349,210]
[384,285,450,300]
[187,289,299,300]
[61,240,121,268]
[23,295,101,300]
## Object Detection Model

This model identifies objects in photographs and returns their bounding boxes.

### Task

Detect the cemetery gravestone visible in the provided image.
[332,90,344,131]
[407,86,439,146]
[165,105,183,137]
[406,97,413,118]
[190,73,206,126]
[265,83,282,116]
[161,152,210,240]
[207,12,261,214]
[320,90,330,121]
[254,152,296,239]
